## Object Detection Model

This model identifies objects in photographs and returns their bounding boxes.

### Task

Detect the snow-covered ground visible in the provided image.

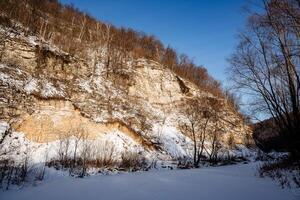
[1,163,298,200]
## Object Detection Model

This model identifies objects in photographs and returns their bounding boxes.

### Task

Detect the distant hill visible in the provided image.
[253,117,295,152]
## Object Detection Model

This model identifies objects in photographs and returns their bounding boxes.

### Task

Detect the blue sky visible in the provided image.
[60,0,252,86]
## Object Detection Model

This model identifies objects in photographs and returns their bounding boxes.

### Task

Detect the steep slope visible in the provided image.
[0,25,252,166]
[253,117,291,152]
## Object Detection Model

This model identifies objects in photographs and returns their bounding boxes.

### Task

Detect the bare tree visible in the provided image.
[162,46,177,71]
[180,98,212,167]
[228,0,300,157]
[207,123,222,163]
[103,23,113,78]
[207,98,223,163]
[0,0,224,96]
[77,13,86,41]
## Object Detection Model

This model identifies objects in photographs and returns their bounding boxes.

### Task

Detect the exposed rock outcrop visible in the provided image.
[0,26,252,162]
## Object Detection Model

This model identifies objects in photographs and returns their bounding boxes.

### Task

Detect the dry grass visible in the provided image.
[258,157,300,188]
[119,151,148,171]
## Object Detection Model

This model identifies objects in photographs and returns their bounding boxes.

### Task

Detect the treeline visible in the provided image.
[0,0,222,95]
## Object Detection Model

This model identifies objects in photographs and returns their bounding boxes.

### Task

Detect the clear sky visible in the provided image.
[60,0,251,86]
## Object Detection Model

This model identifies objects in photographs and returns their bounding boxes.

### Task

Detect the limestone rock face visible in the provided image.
[0,26,252,161]
[128,60,183,104]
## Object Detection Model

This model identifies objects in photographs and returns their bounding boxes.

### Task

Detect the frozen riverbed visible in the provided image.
[1,162,298,200]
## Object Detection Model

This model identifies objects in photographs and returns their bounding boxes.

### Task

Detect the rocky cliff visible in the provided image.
[0,25,252,164]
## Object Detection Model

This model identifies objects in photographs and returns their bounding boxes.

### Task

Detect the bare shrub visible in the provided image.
[0,159,13,189]
[57,133,71,169]
[78,133,92,177]
[258,157,300,188]
[69,125,85,175]
[0,155,31,190]
[92,140,117,168]
[177,157,194,169]
[119,151,147,171]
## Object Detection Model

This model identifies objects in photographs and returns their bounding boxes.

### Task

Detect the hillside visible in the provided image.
[0,23,251,159]
[0,0,255,187]
[253,117,292,152]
